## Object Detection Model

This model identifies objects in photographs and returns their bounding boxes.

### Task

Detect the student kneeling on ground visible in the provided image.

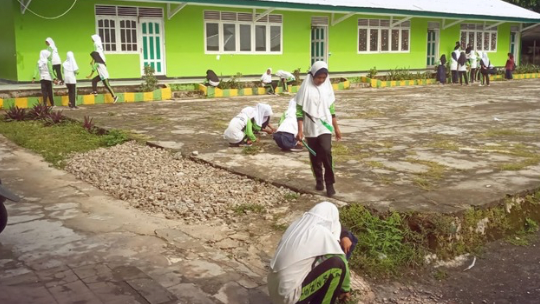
[268,202,357,304]
[223,107,258,147]
[274,99,303,152]
[206,69,220,87]
[276,70,296,91]
[252,103,276,135]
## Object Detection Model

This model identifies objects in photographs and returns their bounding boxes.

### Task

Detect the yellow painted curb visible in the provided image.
[257,87,265,95]
[143,92,153,102]
[83,94,95,105]
[124,92,135,102]
[0,98,3,108]
[15,97,28,108]
[104,94,114,103]
[162,88,172,100]
[229,89,238,97]
[61,96,69,106]
[215,88,224,98]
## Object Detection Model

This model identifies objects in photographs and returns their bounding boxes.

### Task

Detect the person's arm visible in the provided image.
[330,103,341,141]
[47,61,56,80]
[86,61,96,78]
[296,104,304,140]
[32,63,39,83]
[245,119,257,143]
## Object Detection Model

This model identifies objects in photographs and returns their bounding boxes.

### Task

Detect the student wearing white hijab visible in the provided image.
[91,34,106,63]
[276,70,296,91]
[224,107,258,147]
[479,51,491,87]
[267,202,353,304]
[45,37,63,85]
[63,51,79,109]
[296,61,342,197]
[450,44,460,84]
[252,103,276,134]
[274,99,303,152]
[466,46,478,84]
[32,50,55,107]
[261,68,276,94]
[86,51,119,103]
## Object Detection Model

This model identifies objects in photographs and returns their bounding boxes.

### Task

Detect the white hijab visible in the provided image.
[63,51,78,72]
[277,98,298,135]
[240,106,256,119]
[295,61,335,124]
[253,103,273,127]
[45,37,56,51]
[270,201,343,271]
[38,50,51,68]
[482,52,490,67]
[92,34,106,62]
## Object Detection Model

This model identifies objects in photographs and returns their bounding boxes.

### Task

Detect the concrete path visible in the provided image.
[62,80,540,214]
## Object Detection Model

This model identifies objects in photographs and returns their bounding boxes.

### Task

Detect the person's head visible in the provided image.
[310,61,329,87]
[266,68,272,75]
[45,37,53,47]
[40,49,51,60]
[66,51,74,60]
[308,202,341,241]
[466,46,472,54]
[508,53,514,59]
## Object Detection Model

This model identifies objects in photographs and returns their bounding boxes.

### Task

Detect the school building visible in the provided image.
[2,0,540,82]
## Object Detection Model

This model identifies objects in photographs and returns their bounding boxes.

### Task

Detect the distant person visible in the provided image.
[92,34,106,63]
[224,106,258,147]
[450,45,460,84]
[267,202,355,304]
[45,37,63,85]
[457,51,469,85]
[261,68,276,95]
[479,52,491,87]
[505,53,515,80]
[466,46,478,84]
[86,51,118,103]
[32,50,55,107]
[62,51,79,109]
[206,69,220,87]
[276,70,296,91]
[436,54,447,85]
[274,99,303,152]
[296,61,342,197]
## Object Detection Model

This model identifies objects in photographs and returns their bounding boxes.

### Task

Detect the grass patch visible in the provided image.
[143,115,166,122]
[406,158,447,190]
[426,139,460,151]
[232,203,265,215]
[480,128,537,138]
[242,145,261,155]
[332,143,373,163]
[284,193,300,201]
[354,109,386,119]
[366,161,385,169]
[0,120,114,167]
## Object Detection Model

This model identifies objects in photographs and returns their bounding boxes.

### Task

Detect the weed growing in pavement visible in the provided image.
[102,129,130,147]
[232,203,265,215]
[284,193,300,201]
[433,269,448,281]
[242,145,261,155]
[140,65,158,92]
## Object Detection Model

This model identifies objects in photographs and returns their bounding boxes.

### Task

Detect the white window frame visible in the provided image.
[357,19,411,54]
[204,11,283,55]
[95,16,139,54]
[460,24,498,53]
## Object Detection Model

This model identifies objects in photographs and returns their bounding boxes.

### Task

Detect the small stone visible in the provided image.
[173,152,183,160]
[192,151,199,156]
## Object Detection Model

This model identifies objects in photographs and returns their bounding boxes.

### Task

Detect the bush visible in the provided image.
[102,129,129,147]
[45,111,65,126]
[4,106,27,121]
[28,103,53,121]
[140,65,158,92]
[368,66,378,79]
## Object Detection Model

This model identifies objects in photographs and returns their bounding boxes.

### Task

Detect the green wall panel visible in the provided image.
[0,0,18,81]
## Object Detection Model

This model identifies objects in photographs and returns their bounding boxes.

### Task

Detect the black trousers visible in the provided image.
[306,134,335,185]
[66,83,76,107]
[53,64,63,82]
[40,80,54,106]
[91,76,115,97]
[297,256,347,304]
[481,69,490,85]
[458,71,468,85]
[451,70,458,83]
[470,68,477,83]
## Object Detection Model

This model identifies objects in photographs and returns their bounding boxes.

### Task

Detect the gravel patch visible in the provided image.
[65,141,296,223]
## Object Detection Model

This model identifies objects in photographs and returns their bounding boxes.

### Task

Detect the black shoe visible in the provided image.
[326,184,336,197]
[315,182,324,191]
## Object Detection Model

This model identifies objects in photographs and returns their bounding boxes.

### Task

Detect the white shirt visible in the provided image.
[267,257,314,304]
[38,63,53,81]
[450,50,460,70]
[468,53,478,69]
[303,114,332,138]
[458,63,467,72]
[96,63,110,80]
[276,71,295,81]
[64,69,77,84]
[223,113,249,144]
[261,73,272,84]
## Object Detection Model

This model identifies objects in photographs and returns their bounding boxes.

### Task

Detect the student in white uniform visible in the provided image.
[479,52,491,87]
[261,68,276,94]
[63,52,79,109]
[252,103,276,134]
[32,50,55,107]
[450,45,460,84]
[45,37,63,85]
[466,46,478,84]
[296,61,342,197]
[224,108,258,147]
[274,99,303,152]
[86,51,118,103]
[457,51,469,85]
[276,70,296,91]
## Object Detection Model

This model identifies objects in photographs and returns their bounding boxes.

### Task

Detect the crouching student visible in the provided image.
[276,70,296,91]
[274,99,303,152]
[224,108,258,147]
[206,69,220,87]
[32,50,55,107]
[252,103,276,135]
[268,202,356,304]
[63,51,79,109]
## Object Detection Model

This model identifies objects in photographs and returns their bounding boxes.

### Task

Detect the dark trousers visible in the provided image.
[40,80,54,106]
[306,134,335,186]
[53,64,63,82]
[66,83,76,107]
[505,69,513,80]
[91,76,116,98]
[451,70,458,83]
[481,69,490,85]
[298,256,347,304]
[470,68,477,83]
[458,71,468,85]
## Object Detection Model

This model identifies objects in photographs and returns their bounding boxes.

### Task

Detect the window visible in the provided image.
[460,24,497,52]
[94,5,163,54]
[358,19,410,53]
[204,11,283,54]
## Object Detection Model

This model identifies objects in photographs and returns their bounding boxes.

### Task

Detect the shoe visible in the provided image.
[326,184,336,197]
[478,84,483,87]
[113,96,119,103]
[315,181,324,191]
[91,91,98,95]
[239,142,252,147]
[290,144,304,152]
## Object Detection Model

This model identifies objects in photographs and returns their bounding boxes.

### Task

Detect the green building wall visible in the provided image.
[4,0,519,82]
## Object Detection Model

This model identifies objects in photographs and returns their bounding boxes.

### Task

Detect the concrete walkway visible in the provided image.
[60,79,540,214]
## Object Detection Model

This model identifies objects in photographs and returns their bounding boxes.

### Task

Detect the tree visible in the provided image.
[504,0,540,13]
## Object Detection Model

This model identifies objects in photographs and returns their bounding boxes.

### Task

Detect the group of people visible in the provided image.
[32,35,118,109]
[223,62,341,198]
[437,42,516,87]
[205,68,296,94]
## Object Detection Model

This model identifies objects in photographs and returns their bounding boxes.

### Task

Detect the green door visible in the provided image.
[140,19,165,75]
[426,30,438,66]
[311,26,327,65]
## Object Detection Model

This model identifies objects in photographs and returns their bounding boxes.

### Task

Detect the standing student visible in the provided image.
[63,51,79,109]
[274,99,303,152]
[450,46,460,84]
[276,70,296,91]
[267,202,354,304]
[86,51,118,103]
[296,61,342,197]
[32,50,55,107]
[252,103,276,134]
[224,108,258,147]
[205,69,220,87]
[457,52,469,86]
[436,54,447,85]
[45,37,63,85]
[479,52,491,87]
[505,53,515,80]
[261,68,276,95]
[467,46,478,84]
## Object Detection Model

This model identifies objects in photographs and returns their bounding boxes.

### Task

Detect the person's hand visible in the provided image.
[335,128,342,141]
[32,78,35,83]
[246,139,253,145]
[296,131,303,141]
[341,236,352,254]
[86,75,92,79]
[338,292,351,302]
